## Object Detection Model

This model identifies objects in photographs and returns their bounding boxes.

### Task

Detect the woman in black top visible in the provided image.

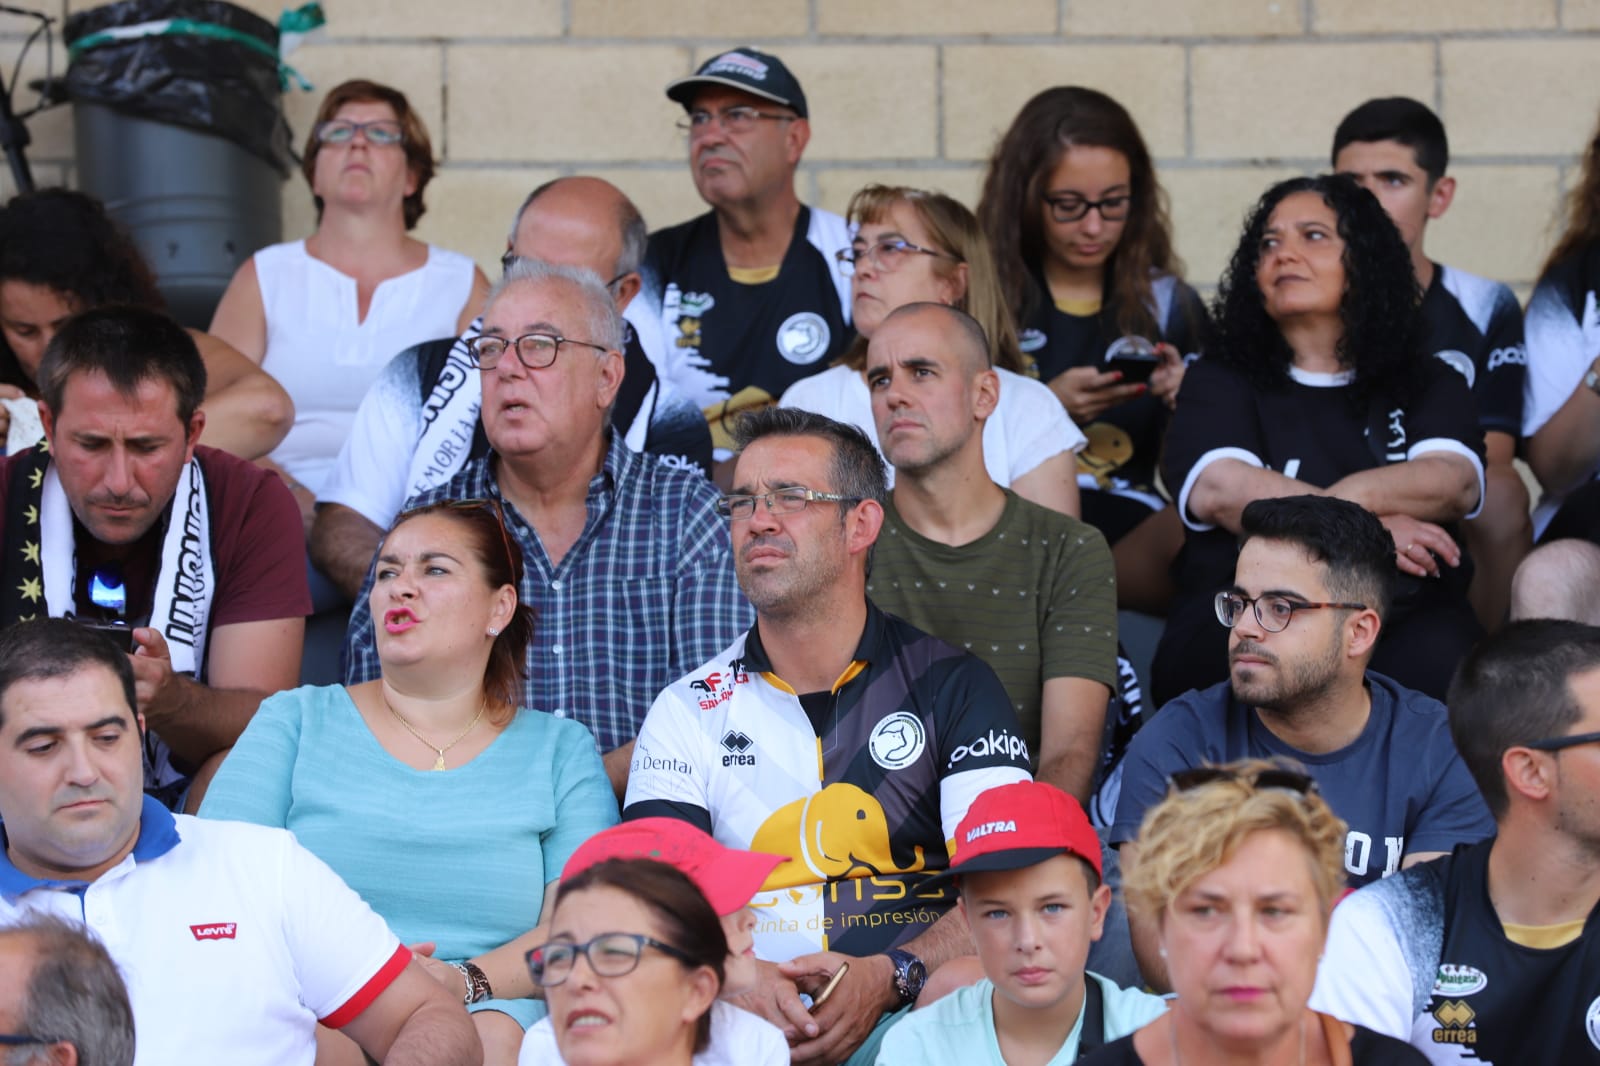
[1152,175,1484,705]
[1078,760,1427,1066]
[978,87,1209,612]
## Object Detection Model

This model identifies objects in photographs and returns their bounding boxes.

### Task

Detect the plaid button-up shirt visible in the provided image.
[342,434,752,752]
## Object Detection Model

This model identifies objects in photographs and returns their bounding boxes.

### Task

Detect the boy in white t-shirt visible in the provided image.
[878,782,1165,1066]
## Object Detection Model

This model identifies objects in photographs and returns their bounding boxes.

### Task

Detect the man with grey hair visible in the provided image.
[0,916,135,1066]
[342,259,750,796]
[312,175,713,603]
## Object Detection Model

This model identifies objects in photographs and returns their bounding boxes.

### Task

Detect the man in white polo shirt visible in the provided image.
[0,618,480,1066]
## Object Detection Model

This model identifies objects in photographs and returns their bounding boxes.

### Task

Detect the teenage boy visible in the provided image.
[876,781,1165,1065]
[1332,97,1530,629]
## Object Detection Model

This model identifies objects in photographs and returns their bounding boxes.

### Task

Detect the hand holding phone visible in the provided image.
[810,961,850,1012]
[1104,335,1160,386]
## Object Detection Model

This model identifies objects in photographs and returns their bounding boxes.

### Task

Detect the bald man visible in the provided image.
[313,176,713,600]
[865,303,1119,805]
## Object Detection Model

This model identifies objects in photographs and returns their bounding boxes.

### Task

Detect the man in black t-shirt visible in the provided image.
[1313,620,1600,1064]
[1332,97,1530,629]
[642,47,854,480]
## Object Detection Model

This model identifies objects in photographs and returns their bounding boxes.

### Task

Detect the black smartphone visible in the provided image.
[76,619,136,654]
[1104,336,1159,385]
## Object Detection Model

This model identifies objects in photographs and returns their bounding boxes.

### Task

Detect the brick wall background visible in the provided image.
[6,0,1599,297]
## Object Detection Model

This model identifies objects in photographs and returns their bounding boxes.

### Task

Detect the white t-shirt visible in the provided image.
[257,239,476,494]
[779,364,1086,488]
[517,999,788,1065]
[0,800,407,1066]
[876,973,1168,1066]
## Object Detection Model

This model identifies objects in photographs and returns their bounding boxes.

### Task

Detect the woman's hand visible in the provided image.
[1148,342,1187,411]
[0,383,26,440]
[1379,514,1460,578]
[406,942,467,1000]
[1048,365,1148,424]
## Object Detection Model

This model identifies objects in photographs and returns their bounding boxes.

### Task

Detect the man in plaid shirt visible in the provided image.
[343,260,751,797]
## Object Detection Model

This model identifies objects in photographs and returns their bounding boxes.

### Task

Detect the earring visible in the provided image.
[1158,945,1168,959]
[487,627,500,637]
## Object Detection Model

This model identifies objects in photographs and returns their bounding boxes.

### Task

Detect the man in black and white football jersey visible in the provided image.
[642,48,854,483]
[1333,97,1531,629]
[1312,619,1600,1065]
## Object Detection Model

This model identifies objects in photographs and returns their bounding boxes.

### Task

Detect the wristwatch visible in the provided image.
[885,948,927,1006]
[450,960,493,1005]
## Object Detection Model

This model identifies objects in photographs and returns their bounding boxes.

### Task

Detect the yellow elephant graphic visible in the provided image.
[751,783,926,889]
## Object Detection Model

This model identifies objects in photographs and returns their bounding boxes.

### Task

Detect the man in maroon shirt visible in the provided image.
[0,306,308,809]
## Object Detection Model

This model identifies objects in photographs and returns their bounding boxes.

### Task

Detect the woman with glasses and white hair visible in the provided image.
[201,498,618,1066]
[1079,759,1427,1066]
[780,184,1086,517]
[209,79,489,544]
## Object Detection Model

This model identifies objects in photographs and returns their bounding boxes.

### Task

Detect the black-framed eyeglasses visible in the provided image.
[526,932,698,987]
[393,497,518,580]
[0,1034,62,1047]
[314,119,404,146]
[1043,193,1132,224]
[716,486,862,521]
[675,106,797,135]
[468,332,612,371]
[1214,591,1367,634]
[834,238,961,277]
[499,254,630,295]
[1170,765,1318,796]
[1524,731,1600,753]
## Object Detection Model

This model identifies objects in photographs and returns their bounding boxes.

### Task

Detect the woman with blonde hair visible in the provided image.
[781,183,1084,516]
[1080,760,1426,1065]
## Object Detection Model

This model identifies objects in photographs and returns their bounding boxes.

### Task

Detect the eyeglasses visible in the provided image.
[314,119,404,146]
[834,238,961,277]
[676,106,797,135]
[1043,193,1132,224]
[716,486,862,521]
[393,498,519,583]
[499,254,630,295]
[1170,765,1318,796]
[468,332,611,371]
[1213,592,1367,634]
[526,932,698,987]
[1524,731,1600,753]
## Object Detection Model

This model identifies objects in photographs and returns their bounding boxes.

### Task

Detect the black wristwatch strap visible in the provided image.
[885,948,926,1005]
[451,960,492,1005]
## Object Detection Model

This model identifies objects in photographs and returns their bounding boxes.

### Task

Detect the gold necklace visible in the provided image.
[1169,1012,1304,1066]
[383,694,486,771]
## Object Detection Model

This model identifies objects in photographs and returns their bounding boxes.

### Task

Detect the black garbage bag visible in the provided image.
[62,0,293,175]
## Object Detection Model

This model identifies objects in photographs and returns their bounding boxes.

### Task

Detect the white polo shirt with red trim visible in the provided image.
[0,796,409,1066]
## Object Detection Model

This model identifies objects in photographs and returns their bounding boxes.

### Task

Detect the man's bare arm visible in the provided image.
[311,504,386,603]
[340,959,481,1066]
[1036,677,1112,805]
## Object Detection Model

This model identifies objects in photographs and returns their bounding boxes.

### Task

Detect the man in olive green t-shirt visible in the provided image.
[864,302,1118,804]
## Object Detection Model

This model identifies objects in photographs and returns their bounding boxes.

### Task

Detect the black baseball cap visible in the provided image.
[666,47,808,119]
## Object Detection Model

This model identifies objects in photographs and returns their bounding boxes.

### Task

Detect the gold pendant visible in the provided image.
[432,753,447,771]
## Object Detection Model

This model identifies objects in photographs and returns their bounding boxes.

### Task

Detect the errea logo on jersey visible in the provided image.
[965,820,1017,844]
[947,729,1030,769]
[190,923,237,941]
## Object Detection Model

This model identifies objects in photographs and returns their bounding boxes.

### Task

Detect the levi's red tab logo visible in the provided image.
[189,923,237,941]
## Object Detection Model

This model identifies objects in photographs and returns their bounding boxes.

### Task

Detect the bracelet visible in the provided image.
[448,960,493,1005]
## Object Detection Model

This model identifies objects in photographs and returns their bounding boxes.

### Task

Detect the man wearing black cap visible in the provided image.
[643,47,854,484]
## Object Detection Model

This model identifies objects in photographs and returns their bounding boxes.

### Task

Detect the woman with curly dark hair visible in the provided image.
[1150,174,1485,705]
[0,188,293,457]
[978,87,1209,612]
[1522,109,1600,542]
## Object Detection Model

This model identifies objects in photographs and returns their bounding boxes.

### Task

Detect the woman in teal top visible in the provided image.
[201,499,618,1066]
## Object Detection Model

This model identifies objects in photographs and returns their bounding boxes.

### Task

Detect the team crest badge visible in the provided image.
[777,312,830,365]
[868,712,926,770]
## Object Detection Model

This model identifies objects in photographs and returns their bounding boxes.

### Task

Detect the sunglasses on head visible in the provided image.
[1169,765,1318,796]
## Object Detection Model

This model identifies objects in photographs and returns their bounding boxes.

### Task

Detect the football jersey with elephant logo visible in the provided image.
[622,603,1031,962]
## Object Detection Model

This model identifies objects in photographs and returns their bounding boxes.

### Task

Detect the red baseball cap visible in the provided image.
[561,818,787,917]
[925,781,1102,889]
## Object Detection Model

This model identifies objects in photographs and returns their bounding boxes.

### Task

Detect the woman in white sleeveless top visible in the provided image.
[210,79,488,530]
[780,185,1084,516]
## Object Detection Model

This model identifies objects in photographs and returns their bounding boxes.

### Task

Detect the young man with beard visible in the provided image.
[1110,496,1493,991]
